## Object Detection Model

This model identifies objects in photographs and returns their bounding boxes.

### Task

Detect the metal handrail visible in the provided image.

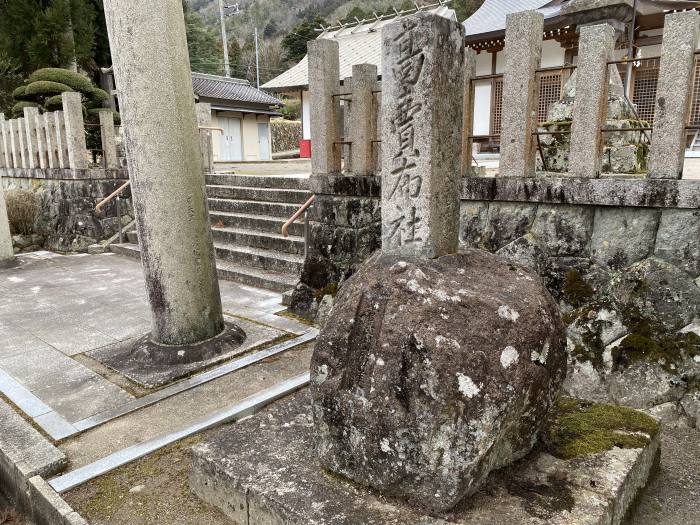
[96,180,131,213]
[282,195,316,259]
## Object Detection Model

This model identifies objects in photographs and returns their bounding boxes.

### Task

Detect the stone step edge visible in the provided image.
[110,244,300,292]
[211,225,304,243]
[0,399,86,524]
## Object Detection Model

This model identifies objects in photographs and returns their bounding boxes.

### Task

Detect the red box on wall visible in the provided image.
[300,139,311,158]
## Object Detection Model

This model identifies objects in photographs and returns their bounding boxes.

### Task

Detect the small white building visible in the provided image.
[192,73,283,162]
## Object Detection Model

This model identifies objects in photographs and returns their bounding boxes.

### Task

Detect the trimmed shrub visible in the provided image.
[44,95,64,111]
[11,101,40,118]
[5,189,38,235]
[28,68,93,94]
[87,86,109,103]
[87,108,120,125]
[12,85,30,101]
[25,81,73,97]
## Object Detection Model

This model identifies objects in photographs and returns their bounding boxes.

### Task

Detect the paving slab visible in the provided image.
[60,343,313,469]
[191,392,660,525]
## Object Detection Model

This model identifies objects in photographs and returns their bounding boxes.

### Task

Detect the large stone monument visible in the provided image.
[310,12,567,513]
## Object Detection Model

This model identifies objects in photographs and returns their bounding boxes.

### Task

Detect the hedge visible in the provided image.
[25,81,73,97]
[11,101,40,118]
[28,68,94,94]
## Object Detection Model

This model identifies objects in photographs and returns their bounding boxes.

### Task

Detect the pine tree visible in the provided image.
[185,8,223,75]
[282,16,327,63]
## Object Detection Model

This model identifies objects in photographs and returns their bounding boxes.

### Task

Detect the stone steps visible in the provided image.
[109,243,300,293]
[209,210,304,237]
[206,185,310,205]
[214,243,304,275]
[207,198,299,219]
[205,173,310,190]
[211,226,304,256]
[111,173,310,293]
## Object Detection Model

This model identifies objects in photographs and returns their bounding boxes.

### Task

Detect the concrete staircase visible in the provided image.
[111,173,310,292]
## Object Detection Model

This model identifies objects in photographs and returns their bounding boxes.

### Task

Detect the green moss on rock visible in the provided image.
[612,331,700,373]
[563,270,594,307]
[542,397,660,460]
[314,282,338,301]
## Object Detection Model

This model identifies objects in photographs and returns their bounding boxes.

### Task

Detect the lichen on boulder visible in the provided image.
[310,249,567,513]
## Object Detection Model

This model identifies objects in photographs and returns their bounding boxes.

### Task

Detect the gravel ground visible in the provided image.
[626,425,700,524]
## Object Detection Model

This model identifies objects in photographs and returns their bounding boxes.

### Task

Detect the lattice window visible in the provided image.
[688,57,700,126]
[490,77,503,135]
[538,73,562,123]
[632,59,660,123]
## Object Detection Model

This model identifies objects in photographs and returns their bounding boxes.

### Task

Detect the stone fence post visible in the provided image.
[569,23,616,178]
[98,110,119,169]
[349,64,377,176]
[34,111,48,169]
[23,107,41,169]
[461,47,477,176]
[62,92,88,170]
[9,120,20,168]
[54,111,70,169]
[309,39,341,175]
[43,113,58,169]
[498,10,544,178]
[649,10,700,179]
[0,114,9,168]
[381,12,465,258]
[195,102,214,173]
[0,180,12,264]
[17,118,27,168]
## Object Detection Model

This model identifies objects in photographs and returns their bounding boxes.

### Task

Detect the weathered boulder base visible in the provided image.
[310,249,567,513]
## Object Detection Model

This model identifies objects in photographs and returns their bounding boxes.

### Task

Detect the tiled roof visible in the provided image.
[462,0,563,37]
[262,6,456,91]
[192,73,283,106]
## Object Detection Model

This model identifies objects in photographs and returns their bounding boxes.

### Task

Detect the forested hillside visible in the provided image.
[187,0,484,83]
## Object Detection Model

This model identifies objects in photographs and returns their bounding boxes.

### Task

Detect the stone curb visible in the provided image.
[0,399,88,524]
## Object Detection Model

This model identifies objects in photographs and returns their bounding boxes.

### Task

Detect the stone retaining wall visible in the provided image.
[0,167,131,253]
[270,119,302,153]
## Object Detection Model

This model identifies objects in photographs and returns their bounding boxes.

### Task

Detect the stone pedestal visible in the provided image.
[380,12,465,258]
[103,0,226,345]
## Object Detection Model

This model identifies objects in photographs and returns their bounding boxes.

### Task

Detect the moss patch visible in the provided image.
[562,270,594,308]
[314,282,338,301]
[612,331,700,373]
[542,397,660,460]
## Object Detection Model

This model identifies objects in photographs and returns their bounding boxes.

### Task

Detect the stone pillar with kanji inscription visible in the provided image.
[381,12,465,258]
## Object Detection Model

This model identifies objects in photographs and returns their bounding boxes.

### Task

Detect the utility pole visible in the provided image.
[254,26,260,88]
[218,0,231,77]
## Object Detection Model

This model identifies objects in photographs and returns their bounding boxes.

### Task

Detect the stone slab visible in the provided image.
[462,176,700,209]
[87,317,285,388]
[0,398,67,511]
[191,392,660,525]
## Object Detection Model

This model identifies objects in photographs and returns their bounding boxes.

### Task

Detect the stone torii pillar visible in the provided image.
[103,0,226,346]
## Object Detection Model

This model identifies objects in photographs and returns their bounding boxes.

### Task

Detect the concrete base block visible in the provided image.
[191,392,660,525]
[87,318,285,388]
